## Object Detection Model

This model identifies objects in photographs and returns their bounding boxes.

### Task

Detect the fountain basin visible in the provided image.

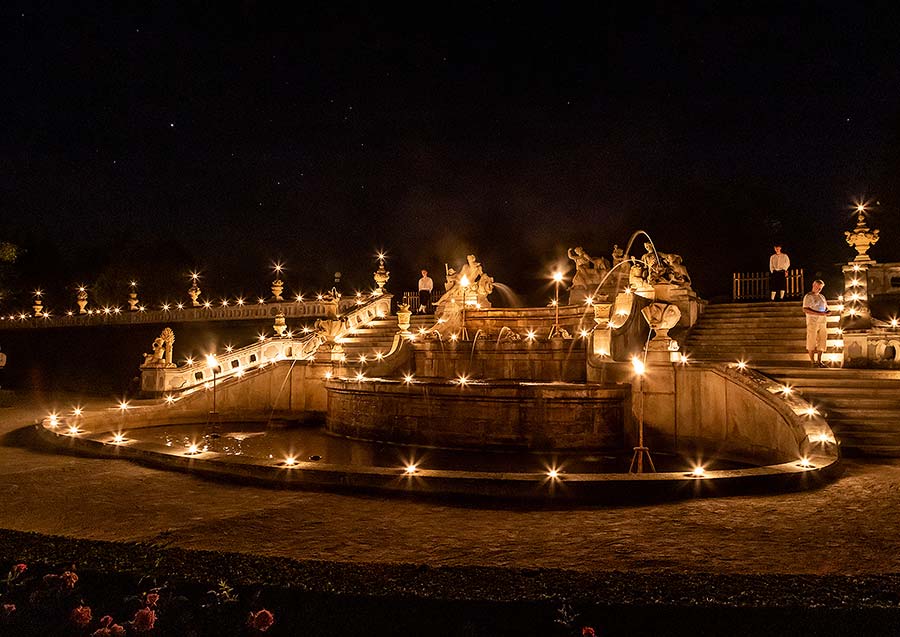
[325,378,629,450]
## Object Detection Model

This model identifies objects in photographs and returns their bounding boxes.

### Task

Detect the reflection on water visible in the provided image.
[128,423,751,474]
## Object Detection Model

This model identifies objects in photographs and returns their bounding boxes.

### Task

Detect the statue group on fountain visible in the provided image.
[631,242,691,288]
[436,255,494,308]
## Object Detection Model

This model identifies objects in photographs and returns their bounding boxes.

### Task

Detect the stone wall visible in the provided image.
[325,379,629,450]
[414,340,586,381]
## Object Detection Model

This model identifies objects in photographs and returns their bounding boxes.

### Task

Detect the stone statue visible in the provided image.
[434,254,495,322]
[636,242,691,287]
[436,254,493,308]
[142,327,175,368]
[611,244,625,265]
[567,246,610,289]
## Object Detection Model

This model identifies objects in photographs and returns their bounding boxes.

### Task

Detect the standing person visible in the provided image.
[769,244,790,301]
[803,279,829,368]
[417,269,433,314]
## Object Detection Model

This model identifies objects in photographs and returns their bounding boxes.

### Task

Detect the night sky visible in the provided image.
[3,2,900,308]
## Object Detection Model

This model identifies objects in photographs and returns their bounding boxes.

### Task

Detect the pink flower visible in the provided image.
[92,615,127,637]
[1,603,15,617]
[582,628,597,637]
[145,592,160,607]
[131,607,156,632]
[70,604,93,628]
[247,609,275,632]
[9,563,27,578]
[60,570,79,589]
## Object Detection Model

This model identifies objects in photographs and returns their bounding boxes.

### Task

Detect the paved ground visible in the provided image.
[3,392,900,577]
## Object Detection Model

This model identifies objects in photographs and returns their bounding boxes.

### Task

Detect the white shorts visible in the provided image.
[806,315,827,352]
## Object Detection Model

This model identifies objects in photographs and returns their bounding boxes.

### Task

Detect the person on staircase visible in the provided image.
[802,279,829,368]
[417,269,434,314]
[769,244,790,300]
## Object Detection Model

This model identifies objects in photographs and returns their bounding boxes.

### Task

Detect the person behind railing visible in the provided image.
[417,269,433,314]
[769,243,790,301]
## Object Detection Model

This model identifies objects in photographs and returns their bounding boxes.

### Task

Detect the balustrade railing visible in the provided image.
[733,269,805,300]
[0,297,360,329]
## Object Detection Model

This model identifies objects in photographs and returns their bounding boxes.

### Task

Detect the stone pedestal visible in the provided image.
[396,306,412,335]
[652,283,702,328]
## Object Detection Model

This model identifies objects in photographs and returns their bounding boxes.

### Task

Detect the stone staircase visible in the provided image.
[338,315,432,362]
[683,301,841,367]
[756,367,900,456]
[685,301,900,456]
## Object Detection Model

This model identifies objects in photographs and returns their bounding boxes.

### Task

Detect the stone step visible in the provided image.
[757,367,900,380]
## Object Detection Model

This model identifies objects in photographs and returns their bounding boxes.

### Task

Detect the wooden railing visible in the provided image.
[733,269,805,300]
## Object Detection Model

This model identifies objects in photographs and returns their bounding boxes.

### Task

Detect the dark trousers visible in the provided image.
[418,290,432,313]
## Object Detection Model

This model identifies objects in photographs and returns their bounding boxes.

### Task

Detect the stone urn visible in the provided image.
[373,258,390,296]
[845,209,880,263]
[271,278,284,301]
[273,311,287,337]
[188,283,202,307]
[127,291,139,311]
[32,297,43,317]
[76,289,88,314]
[396,304,412,335]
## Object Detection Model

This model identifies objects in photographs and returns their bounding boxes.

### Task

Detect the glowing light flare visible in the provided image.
[118,401,129,411]
[258,333,267,342]
[354,372,366,382]
[283,456,297,467]
[459,275,470,288]
[112,433,127,444]
[891,319,899,328]
[225,345,233,353]
[221,299,229,307]
[324,371,333,380]
[296,294,304,302]
[66,425,80,435]
[186,443,201,455]
[736,360,748,371]
[404,464,418,474]
[679,353,689,365]
[579,329,590,339]
[456,374,470,386]
[236,297,245,306]
[525,330,537,342]
[375,352,384,361]
[850,278,861,287]
[161,303,170,312]
[631,356,646,376]
[449,333,459,342]
[552,271,564,283]
[164,395,175,404]
[205,354,220,370]
[203,301,212,309]
[691,465,706,478]
[798,457,814,469]
[780,385,793,396]
[257,298,266,304]
[48,413,59,426]
[547,468,560,479]
[184,357,195,366]
[403,373,414,384]
[272,261,284,274]
[71,407,83,417]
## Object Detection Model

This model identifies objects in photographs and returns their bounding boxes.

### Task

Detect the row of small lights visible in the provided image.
[3,291,377,321]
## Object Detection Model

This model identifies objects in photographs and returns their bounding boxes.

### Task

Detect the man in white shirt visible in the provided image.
[769,244,790,300]
[417,269,434,314]
[802,279,829,367]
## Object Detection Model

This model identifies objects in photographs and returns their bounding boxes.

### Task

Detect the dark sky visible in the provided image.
[3,2,900,307]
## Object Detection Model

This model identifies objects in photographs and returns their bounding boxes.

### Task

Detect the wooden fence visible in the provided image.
[733,269,805,300]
